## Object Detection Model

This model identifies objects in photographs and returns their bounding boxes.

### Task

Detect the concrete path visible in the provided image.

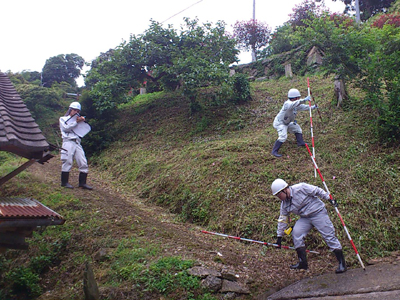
[260,261,400,300]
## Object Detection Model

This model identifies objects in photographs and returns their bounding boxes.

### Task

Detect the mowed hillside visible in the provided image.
[92,74,400,261]
[1,74,399,300]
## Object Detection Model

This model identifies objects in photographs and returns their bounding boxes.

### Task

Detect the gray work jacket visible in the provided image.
[277,183,330,237]
[59,115,81,141]
[273,98,309,126]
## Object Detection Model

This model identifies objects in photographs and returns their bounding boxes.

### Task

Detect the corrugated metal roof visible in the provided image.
[0,72,50,159]
[0,197,64,219]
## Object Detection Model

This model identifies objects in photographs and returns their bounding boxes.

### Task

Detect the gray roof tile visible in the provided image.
[0,72,50,159]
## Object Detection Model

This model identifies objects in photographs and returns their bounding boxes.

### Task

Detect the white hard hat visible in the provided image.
[271,179,289,195]
[69,102,81,110]
[288,89,301,99]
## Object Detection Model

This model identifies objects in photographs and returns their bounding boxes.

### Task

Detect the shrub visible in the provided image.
[5,267,42,299]
[231,73,251,103]
[372,13,400,28]
[329,13,356,28]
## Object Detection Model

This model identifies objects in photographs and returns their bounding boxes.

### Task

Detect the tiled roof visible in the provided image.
[0,72,50,159]
[0,197,64,220]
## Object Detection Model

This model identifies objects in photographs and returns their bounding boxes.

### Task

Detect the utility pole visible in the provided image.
[355,0,361,23]
[251,0,256,62]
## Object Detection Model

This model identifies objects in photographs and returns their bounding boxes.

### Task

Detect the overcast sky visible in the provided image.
[1,0,345,77]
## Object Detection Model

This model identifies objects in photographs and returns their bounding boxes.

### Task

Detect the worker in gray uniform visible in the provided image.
[272,88,317,157]
[271,178,347,273]
[59,101,93,190]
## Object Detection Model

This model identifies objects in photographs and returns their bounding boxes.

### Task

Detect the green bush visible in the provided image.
[4,267,42,299]
[29,255,53,274]
[231,73,251,103]
[361,26,400,145]
[293,13,400,146]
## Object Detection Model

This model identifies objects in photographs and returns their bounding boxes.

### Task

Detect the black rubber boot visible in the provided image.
[290,247,308,270]
[271,140,283,157]
[79,172,93,190]
[333,249,347,273]
[61,172,74,189]
[295,133,306,146]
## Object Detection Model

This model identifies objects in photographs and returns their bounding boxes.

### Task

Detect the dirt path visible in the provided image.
[30,157,339,298]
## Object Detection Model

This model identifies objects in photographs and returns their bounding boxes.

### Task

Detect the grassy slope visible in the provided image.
[1,74,399,299]
[93,74,400,261]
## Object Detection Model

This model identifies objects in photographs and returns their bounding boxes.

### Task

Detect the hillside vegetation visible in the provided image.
[1,74,399,300]
[94,74,399,258]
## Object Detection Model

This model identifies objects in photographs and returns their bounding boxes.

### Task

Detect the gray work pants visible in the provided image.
[273,122,303,143]
[61,139,88,173]
[292,208,342,251]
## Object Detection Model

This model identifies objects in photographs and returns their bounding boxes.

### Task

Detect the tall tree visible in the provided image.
[232,19,271,61]
[334,0,396,20]
[289,0,326,28]
[42,54,84,87]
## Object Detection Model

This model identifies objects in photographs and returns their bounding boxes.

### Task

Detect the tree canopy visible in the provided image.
[335,0,397,20]
[233,19,271,61]
[42,53,84,88]
[289,0,326,27]
[85,18,239,112]
[292,10,400,144]
[7,70,42,86]
[259,0,328,57]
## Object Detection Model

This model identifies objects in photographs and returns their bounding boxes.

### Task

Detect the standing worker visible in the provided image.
[272,89,317,157]
[271,178,347,273]
[59,101,93,190]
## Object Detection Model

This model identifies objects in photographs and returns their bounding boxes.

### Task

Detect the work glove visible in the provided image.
[276,237,282,248]
[329,199,338,207]
[311,104,318,110]
[303,96,311,102]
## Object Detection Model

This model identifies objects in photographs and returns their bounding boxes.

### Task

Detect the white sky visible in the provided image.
[0,0,345,79]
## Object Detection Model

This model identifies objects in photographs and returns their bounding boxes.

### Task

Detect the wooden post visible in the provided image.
[0,159,36,187]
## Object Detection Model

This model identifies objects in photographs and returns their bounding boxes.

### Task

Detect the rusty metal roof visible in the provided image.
[0,197,64,219]
[0,72,50,159]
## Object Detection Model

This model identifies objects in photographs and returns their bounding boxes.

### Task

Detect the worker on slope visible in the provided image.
[272,89,317,157]
[271,178,347,274]
[59,101,93,190]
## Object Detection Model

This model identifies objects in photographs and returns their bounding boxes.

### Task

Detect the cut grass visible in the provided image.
[0,155,217,300]
[1,74,399,299]
[94,74,400,258]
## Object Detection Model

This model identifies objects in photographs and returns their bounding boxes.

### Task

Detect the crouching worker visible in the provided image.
[272,88,317,157]
[59,101,93,190]
[271,178,346,273]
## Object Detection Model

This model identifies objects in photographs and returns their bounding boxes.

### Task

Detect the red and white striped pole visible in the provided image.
[307,78,317,178]
[201,230,320,254]
[305,144,366,270]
